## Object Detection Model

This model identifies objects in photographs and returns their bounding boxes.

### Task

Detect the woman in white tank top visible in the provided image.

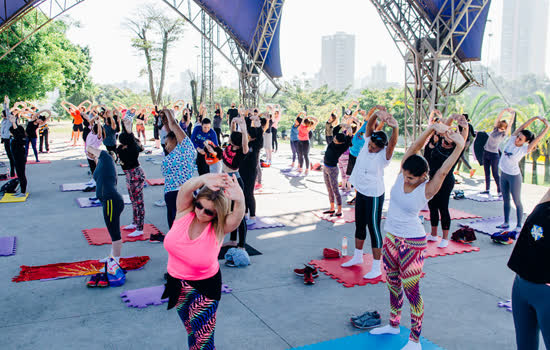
[369,122,465,350]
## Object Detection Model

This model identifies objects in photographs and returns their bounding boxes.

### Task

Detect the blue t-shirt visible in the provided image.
[290,125,299,142]
[349,123,368,157]
[190,125,219,149]
[161,137,197,193]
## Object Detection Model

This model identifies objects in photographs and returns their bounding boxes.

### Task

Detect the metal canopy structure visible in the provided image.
[369,0,491,145]
[0,0,285,109]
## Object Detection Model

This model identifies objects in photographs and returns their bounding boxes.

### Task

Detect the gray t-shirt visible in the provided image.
[484,127,506,153]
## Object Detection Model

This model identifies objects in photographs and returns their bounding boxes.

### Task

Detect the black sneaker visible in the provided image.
[83,186,96,192]
[149,233,165,243]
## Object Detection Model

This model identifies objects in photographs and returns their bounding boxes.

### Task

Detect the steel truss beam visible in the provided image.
[370,0,489,145]
[164,0,283,108]
[200,11,214,110]
[0,0,85,60]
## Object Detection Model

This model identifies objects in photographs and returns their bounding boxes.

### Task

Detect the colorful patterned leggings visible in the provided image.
[338,150,350,185]
[176,281,219,350]
[382,232,426,342]
[323,165,341,206]
[124,167,145,231]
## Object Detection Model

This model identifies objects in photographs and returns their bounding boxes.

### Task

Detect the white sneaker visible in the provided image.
[123,224,137,230]
[437,239,449,248]
[363,269,382,280]
[401,340,422,350]
[427,235,438,242]
[128,230,143,237]
[370,324,400,335]
[341,255,363,267]
[246,218,257,226]
[154,199,166,207]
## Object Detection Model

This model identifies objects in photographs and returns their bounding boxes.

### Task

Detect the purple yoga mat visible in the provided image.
[0,236,16,256]
[121,284,233,308]
[76,195,131,208]
[60,183,88,192]
[464,191,502,202]
[247,217,285,230]
[461,216,519,235]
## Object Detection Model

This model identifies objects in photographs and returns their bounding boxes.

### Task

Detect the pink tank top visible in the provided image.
[298,124,309,141]
[164,212,221,280]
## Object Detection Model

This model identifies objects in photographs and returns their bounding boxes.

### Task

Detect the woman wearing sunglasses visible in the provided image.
[342,110,398,281]
[162,172,245,349]
[370,123,465,350]
[425,114,469,248]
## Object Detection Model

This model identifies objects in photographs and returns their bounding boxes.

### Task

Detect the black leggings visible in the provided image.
[165,190,179,229]
[290,140,299,163]
[39,129,49,152]
[2,138,15,177]
[102,196,124,241]
[271,127,278,151]
[483,150,501,192]
[428,175,455,230]
[229,175,247,247]
[240,164,257,218]
[355,192,384,248]
[11,142,27,193]
[214,127,222,145]
[297,140,310,169]
[87,158,97,175]
[196,154,209,175]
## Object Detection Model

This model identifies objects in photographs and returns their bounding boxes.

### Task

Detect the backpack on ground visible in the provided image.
[0,178,19,194]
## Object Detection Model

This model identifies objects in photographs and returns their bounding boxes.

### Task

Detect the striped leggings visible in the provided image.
[323,165,341,206]
[383,232,426,342]
[124,167,145,231]
[176,281,219,350]
[355,192,384,248]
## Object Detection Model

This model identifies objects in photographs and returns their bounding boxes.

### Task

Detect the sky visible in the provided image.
[58,0,549,92]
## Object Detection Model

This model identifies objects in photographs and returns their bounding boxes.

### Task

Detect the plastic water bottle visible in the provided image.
[342,236,348,256]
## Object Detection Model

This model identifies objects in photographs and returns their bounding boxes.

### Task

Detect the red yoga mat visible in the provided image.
[82,224,162,245]
[419,208,482,221]
[26,160,51,164]
[146,178,164,186]
[79,163,89,168]
[424,237,480,258]
[313,208,355,224]
[12,256,150,282]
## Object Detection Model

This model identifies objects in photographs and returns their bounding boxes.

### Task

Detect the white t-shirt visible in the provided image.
[349,137,391,197]
[499,136,529,176]
[384,173,430,238]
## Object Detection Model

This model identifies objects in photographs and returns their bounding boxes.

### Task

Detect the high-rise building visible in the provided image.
[371,63,387,86]
[500,0,549,80]
[319,32,355,91]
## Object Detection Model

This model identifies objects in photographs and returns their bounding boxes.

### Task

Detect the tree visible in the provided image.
[0,13,91,101]
[126,5,185,105]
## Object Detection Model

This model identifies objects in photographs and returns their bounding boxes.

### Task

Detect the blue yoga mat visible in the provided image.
[290,327,443,350]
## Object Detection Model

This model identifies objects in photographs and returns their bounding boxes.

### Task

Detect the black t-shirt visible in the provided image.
[227,108,239,124]
[508,201,550,284]
[424,138,458,179]
[10,125,27,148]
[240,126,264,171]
[26,121,38,138]
[222,144,247,170]
[323,136,352,167]
[136,114,145,122]
[116,133,143,171]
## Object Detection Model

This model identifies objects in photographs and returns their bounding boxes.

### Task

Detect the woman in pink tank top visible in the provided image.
[162,173,245,349]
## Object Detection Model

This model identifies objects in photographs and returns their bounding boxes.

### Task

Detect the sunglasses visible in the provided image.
[195,200,216,217]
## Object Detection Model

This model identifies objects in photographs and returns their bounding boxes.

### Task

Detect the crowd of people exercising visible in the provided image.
[1,96,549,350]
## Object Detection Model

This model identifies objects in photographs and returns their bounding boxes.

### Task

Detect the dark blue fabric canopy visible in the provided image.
[0,0,40,24]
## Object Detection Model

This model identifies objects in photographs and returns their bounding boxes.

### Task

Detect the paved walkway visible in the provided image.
[0,138,543,350]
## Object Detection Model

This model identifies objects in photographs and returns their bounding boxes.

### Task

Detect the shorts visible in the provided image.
[73,123,83,132]
[346,154,357,176]
[136,124,145,133]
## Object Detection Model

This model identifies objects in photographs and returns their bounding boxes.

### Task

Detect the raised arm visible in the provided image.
[495,108,513,128]
[237,118,249,154]
[527,117,550,153]
[307,116,319,129]
[164,109,186,143]
[379,111,399,160]
[175,173,230,213]
[221,174,246,234]
[513,116,538,137]
[401,123,448,169]
[425,131,465,198]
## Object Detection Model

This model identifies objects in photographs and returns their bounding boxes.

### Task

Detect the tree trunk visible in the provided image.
[156,32,169,105]
[190,79,198,120]
[142,29,157,105]
[532,148,540,185]
[544,141,550,184]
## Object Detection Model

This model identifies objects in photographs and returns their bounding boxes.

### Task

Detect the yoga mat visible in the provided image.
[146,178,164,186]
[79,163,89,168]
[60,183,89,192]
[76,195,131,208]
[120,284,233,308]
[291,326,442,350]
[464,191,502,202]
[26,160,51,164]
[254,187,303,195]
[419,208,482,221]
[498,300,512,312]
[313,208,355,224]
[12,256,150,282]
[218,243,262,260]
[247,217,285,230]
[424,237,480,258]
[0,193,29,203]
[0,236,16,256]
[82,224,163,245]
[461,216,519,235]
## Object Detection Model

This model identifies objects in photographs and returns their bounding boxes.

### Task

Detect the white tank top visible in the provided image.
[384,173,429,238]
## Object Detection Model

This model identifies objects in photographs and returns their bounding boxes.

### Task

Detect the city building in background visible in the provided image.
[500,0,549,80]
[319,32,355,91]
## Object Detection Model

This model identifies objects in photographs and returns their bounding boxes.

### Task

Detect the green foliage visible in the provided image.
[214,87,239,109]
[0,13,91,101]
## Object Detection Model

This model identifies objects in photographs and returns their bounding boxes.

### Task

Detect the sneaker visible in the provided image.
[479,190,490,195]
[469,169,476,178]
[246,218,257,226]
[88,197,98,201]
[303,266,315,285]
[351,313,382,329]
[97,273,109,287]
[128,230,143,238]
[496,223,510,229]
[149,233,165,243]
[14,193,27,198]
[86,273,101,288]
[123,224,137,230]
[154,199,166,207]
[91,199,101,205]
[294,265,319,278]
[351,310,380,322]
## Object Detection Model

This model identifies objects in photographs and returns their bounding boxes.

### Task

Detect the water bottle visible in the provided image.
[342,236,348,256]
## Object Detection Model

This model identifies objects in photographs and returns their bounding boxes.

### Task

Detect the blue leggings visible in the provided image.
[25,137,38,162]
[501,172,523,226]
[512,275,550,350]
[290,140,299,163]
